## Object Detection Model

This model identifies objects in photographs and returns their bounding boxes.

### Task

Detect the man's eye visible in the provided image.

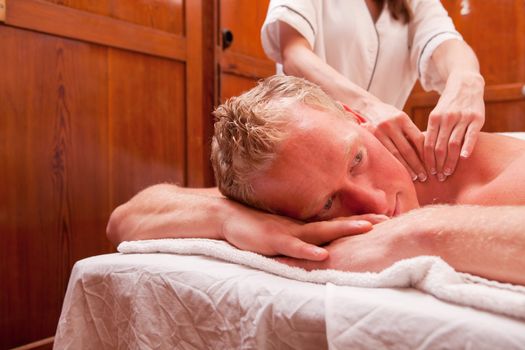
[323,196,334,211]
[352,150,363,167]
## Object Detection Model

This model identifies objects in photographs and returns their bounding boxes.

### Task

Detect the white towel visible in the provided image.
[118,238,525,320]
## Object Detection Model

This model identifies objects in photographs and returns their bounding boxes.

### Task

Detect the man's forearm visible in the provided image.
[415,205,525,285]
[106,184,230,246]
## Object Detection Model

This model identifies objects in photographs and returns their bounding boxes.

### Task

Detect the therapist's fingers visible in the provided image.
[424,117,439,176]
[441,122,468,178]
[432,114,457,181]
[389,122,427,181]
[460,120,483,158]
[376,129,418,181]
[297,219,373,246]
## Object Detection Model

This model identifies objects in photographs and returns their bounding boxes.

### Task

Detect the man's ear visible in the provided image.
[338,102,368,124]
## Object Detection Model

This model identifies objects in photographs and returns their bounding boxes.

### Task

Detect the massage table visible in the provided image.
[54,133,525,349]
[54,238,525,349]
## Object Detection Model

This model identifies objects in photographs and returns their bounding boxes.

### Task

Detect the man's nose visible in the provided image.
[339,182,389,216]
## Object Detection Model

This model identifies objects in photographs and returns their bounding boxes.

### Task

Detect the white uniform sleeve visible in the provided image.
[261,0,319,64]
[408,0,463,93]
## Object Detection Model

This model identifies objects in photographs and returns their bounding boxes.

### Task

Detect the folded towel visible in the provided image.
[118,238,525,320]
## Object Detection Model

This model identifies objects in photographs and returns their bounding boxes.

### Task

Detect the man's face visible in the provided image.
[251,103,419,221]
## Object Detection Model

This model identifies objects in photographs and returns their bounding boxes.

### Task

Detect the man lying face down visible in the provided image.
[107,76,525,286]
[212,76,525,284]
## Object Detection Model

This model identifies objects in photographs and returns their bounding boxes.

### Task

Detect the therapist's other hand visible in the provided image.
[425,72,485,181]
[363,101,426,182]
[222,206,387,261]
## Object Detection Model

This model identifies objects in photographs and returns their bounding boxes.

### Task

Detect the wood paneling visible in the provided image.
[185,0,216,187]
[108,49,186,206]
[5,0,186,61]
[220,73,262,102]
[218,0,273,104]
[219,0,270,59]
[42,0,185,34]
[1,1,199,347]
[0,25,110,349]
[405,0,525,132]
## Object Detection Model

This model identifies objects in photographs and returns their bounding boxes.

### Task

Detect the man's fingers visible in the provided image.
[442,122,468,177]
[273,235,328,261]
[341,213,390,224]
[274,256,320,270]
[460,121,482,158]
[299,219,372,246]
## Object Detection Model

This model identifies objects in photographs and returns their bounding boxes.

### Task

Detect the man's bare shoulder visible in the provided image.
[461,133,525,205]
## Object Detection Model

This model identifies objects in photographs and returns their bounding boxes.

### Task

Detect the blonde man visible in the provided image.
[107,76,525,285]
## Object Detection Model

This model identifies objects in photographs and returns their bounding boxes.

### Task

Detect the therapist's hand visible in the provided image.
[362,101,427,182]
[425,72,485,181]
[221,205,387,261]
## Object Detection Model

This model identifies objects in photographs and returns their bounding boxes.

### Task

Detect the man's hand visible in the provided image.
[424,71,485,181]
[362,101,427,182]
[222,202,388,261]
[275,211,427,271]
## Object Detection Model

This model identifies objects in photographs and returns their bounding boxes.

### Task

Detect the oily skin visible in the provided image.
[252,103,420,221]
[251,103,525,222]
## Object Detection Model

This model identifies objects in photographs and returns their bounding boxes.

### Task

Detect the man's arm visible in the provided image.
[106,183,380,260]
[279,205,525,285]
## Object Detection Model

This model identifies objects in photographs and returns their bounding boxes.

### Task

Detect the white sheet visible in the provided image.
[55,252,525,349]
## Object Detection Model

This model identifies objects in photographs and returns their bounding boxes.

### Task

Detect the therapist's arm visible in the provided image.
[425,39,485,181]
[106,183,378,260]
[279,22,427,182]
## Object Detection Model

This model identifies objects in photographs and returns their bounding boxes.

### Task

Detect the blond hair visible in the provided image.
[211,75,343,209]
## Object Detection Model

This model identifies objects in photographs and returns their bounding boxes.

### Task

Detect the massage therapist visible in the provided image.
[261,0,485,182]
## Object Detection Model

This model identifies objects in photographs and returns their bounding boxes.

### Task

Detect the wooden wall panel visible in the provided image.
[218,0,274,102]
[42,0,185,34]
[405,0,525,131]
[219,0,270,59]
[108,49,186,207]
[220,73,261,102]
[0,26,110,349]
[0,0,214,348]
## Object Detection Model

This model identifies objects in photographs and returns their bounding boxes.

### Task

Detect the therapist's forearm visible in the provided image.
[106,184,228,246]
[279,26,381,112]
[431,39,484,85]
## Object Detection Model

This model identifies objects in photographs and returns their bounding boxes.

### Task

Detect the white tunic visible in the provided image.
[261,0,462,109]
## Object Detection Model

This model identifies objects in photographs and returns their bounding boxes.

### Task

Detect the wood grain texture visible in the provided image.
[185,0,216,187]
[405,0,525,132]
[0,25,110,349]
[42,0,184,34]
[219,73,260,103]
[108,49,187,207]
[6,0,186,61]
[219,0,271,59]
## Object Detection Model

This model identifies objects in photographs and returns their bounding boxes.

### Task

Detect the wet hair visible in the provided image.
[211,75,344,209]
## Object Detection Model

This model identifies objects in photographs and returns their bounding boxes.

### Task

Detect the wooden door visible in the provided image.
[0,1,213,348]
[405,0,525,132]
[218,0,274,102]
